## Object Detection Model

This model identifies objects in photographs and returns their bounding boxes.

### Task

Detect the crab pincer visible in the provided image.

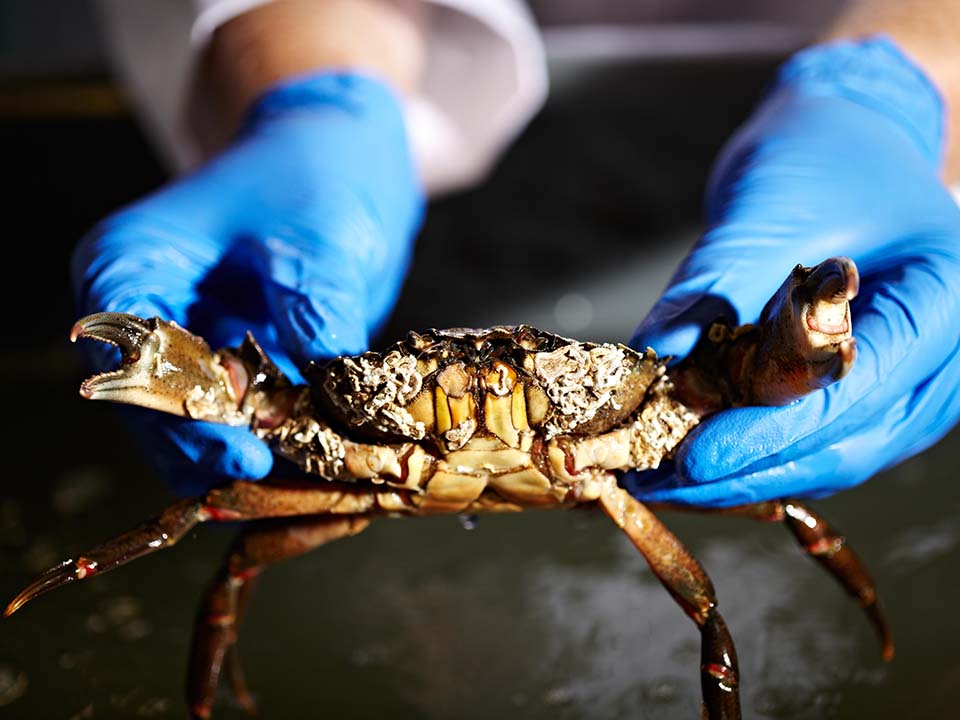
[672,256,859,413]
[72,313,237,417]
[748,255,859,403]
[71,312,303,433]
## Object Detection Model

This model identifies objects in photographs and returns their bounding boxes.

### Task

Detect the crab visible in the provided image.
[5,257,888,719]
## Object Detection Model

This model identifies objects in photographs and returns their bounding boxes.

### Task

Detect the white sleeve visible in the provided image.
[96,0,547,196]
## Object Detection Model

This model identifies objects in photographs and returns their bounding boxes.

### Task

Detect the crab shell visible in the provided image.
[258,326,699,513]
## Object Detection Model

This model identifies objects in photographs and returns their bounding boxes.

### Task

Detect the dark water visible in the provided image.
[2,58,958,719]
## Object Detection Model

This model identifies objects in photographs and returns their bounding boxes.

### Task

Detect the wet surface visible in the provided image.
[3,58,959,718]
[3,382,959,719]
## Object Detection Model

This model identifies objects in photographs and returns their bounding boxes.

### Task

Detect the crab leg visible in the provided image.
[781,502,892,660]
[674,500,893,661]
[189,515,370,720]
[5,498,205,616]
[5,481,402,617]
[597,478,740,720]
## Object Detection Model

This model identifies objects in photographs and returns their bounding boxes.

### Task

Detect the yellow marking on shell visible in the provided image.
[578,475,607,502]
[466,494,524,513]
[448,393,476,429]
[444,447,530,473]
[422,471,487,512]
[405,389,435,432]
[435,386,452,434]
[460,436,504,451]
[488,467,555,502]
[484,392,520,447]
[511,384,529,431]
[525,385,550,426]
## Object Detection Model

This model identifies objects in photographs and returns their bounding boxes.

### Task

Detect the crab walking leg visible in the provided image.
[4,482,400,617]
[189,515,370,720]
[675,500,893,661]
[597,478,740,720]
[781,502,892,660]
[5,498,204,617]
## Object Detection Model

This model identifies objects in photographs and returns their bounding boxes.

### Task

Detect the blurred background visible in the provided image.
[1,1,958,718]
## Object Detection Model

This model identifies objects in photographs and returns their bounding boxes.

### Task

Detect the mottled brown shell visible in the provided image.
[309,326,664,450]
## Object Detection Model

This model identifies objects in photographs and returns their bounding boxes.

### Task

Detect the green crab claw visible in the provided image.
[72,312,249,425]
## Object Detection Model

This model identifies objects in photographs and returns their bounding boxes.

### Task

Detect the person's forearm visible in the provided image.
[823,0,960,181]
[188,0,424,155]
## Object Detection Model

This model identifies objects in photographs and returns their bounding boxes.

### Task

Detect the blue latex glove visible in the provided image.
[72,72,423,495]
[625,37,960,507]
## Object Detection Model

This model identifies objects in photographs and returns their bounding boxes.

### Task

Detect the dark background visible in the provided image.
[1,3,958,718]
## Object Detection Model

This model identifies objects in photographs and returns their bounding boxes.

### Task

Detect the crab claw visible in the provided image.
[72,312,249,425]
[747,257,859,405]
[71,312,155,363]
[4,560,87,617]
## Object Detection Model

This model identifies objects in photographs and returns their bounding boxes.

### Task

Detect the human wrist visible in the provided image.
[243,70,407,132]
[188,0,423,156]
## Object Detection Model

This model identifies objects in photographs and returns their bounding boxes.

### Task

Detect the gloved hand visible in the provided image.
[625,37,960,507]
[72,72,423,495]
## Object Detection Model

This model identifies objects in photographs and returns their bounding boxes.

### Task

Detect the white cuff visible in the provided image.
[412,0,547,193]
[191,0,547,194]
[100,0,547,195]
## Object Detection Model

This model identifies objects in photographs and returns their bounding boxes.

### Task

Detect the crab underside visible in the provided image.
[7,257,887,720]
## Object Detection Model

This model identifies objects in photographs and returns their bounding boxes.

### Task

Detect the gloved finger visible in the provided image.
[633,220,958,362]
[619,463,677,502]
[259,243,369,367]
[71,215,222,327]
[249,199,378,366]
[70,224,203,372]
[238,75,421,360]
[121,407,274,496]
[634,93,959,359]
